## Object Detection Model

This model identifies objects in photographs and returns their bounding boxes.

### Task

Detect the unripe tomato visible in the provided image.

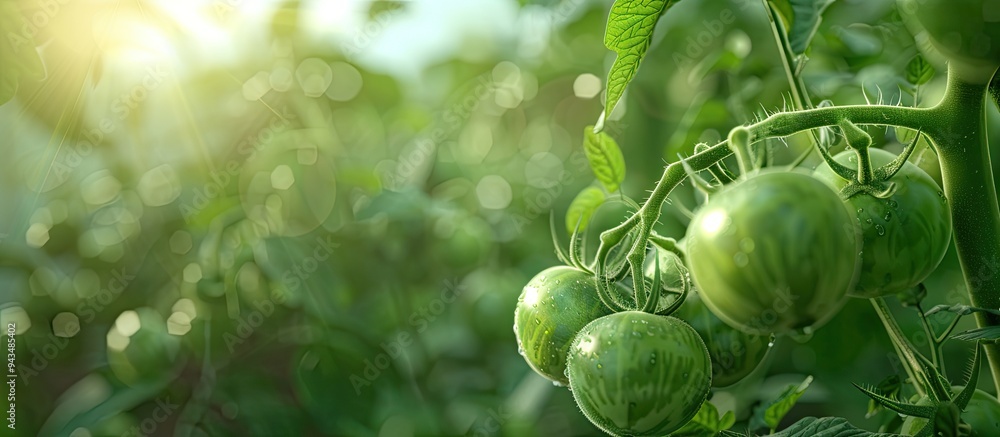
[901,387,1000,435]
[898,0,1000,83]
[566,311,711,436]
[675,289,770,387]
[513,266,613,385]
[686,170,859,336]
[813,148,952,298]
[645,248,770,387]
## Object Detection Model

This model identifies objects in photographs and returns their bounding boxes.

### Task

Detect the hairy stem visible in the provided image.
[871,298,930,398]
[927,65,1000,396]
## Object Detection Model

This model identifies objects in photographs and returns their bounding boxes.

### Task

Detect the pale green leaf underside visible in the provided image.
[565,186,606,234]
[583,125,626,193]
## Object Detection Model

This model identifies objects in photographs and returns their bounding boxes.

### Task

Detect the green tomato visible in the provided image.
[686,170,859,336]
[901,387,1000,435]
[513,266,612,385]
[813,148,952,298]
[898,0,1000,83]
[644,248,770,387]
[566,311,711,436]
[675,289,771,387]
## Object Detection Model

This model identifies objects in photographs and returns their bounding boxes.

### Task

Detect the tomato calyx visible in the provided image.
[818,120,923,200]
[857,344,983,437]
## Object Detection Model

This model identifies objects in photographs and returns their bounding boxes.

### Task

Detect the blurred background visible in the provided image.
[0,0,998,435]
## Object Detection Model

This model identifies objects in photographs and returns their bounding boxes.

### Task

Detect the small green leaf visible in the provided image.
[583,126,627,193]
[761,376,813,431]
[767,416,896,436]
[601,0,678,124]
[565,186,606,234]
[768,0,836,56]
[952,326,1000,342]
[672,401,735,436]
[905,54,936,87]
[925,304,1000,318]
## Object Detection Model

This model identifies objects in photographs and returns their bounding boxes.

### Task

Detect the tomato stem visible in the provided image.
[926,64,1000,397]
[915,303,944,374]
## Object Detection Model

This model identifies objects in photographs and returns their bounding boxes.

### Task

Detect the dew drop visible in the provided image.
[875,224,885,236]
[767,334,777,348]
[865,218,873,225]
[597,363,603,369]
[534,318,541,325]
[552,380,564,387]
[883,211,892,221]
[857,208,864,214]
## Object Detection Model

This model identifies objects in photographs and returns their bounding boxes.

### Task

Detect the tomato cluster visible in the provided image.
[514,268,713,435]
[514,146,951,435]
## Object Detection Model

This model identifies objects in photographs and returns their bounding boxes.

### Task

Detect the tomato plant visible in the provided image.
[686,170,858,336]
[566,311,711,436]
[511,0,1000,434]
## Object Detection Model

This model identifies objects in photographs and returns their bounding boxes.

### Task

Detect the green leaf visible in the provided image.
[767,417,897,436]
[768,0,836,56]
[565,186,606,234]
[905,54,935,87]
[583,126,627,192]
[952,326,1000,342]
[672,401,736,436]
[759,376,813,431]
[601,0,678,126]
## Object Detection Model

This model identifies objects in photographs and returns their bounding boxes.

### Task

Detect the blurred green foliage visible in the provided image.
[0,0,998,435]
